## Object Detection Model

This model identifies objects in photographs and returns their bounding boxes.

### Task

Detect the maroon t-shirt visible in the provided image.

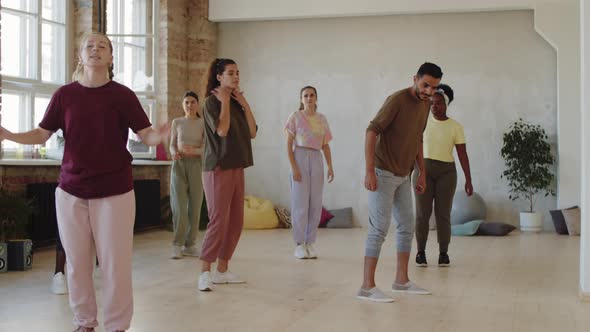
[39,81,151,199]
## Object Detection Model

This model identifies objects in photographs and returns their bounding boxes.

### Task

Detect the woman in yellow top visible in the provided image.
[414,84,473,267]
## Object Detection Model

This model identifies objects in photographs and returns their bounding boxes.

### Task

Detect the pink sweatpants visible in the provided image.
[55,188,135,332]
[200,167,245,263]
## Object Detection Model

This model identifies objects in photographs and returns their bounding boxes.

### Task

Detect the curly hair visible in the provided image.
[436,83,454,104]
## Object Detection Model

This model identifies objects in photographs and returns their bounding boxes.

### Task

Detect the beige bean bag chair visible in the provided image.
[243,195,279,229]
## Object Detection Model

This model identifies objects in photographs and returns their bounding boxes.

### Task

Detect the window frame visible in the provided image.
[107,0,159,160]
[1,0,70,158]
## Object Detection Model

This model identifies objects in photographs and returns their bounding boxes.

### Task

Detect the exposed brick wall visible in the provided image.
[0,167,61,194]
[72,0,100,77]
[188,0,218,103]
[132,166,170,198]
[0,165,170,198]
[159,0,217,122]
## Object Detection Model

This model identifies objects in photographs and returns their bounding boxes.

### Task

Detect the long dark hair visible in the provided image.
[298,86,318,110]
[205,58,237,97]
[183,91,201,118]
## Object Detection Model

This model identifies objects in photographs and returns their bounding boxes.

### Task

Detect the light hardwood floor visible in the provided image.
[1,228,589,332]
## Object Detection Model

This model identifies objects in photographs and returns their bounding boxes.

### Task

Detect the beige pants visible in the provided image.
[56,188,135,332]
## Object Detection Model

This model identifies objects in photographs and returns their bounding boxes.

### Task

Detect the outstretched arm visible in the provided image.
[137,123,171,147]
[0,126,53,145]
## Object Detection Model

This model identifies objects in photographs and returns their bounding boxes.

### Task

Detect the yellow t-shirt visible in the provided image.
[423,116,466,162]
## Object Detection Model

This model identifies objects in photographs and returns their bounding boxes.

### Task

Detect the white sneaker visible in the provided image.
[294,244,307,259]
[356,287,394,303]
[211,270,246,284]
[171,245,183,259]
[51,272,68,295]
[198,271,212,291]
[305,243,318,259]
[182,245,200,257]
[392,281,431,295]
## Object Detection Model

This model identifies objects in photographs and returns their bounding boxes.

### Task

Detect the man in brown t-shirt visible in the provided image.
[357,63,443,303]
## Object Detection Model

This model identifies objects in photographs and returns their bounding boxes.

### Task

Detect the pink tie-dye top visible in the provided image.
[285,110,333,150]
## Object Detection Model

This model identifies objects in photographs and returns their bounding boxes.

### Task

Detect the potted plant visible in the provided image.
[0,186,34,271]
[500,119,555,232]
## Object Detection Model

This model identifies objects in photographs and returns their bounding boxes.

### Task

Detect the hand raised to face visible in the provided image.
[211,86,232,103]
[231,88,249,110]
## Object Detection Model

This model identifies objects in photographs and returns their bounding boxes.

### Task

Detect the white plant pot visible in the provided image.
[519,212,543,232]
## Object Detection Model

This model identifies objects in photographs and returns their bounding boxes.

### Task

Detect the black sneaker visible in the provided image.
[415,251,427,267]
[438,253,450,267]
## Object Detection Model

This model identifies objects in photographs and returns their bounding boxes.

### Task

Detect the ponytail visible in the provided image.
[205,58,236,97]
[71,62,84,82]
[108,63,114,80]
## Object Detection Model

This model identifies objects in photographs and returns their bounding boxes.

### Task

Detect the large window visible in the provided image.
[1,0,68,155]
[107,0,158,159]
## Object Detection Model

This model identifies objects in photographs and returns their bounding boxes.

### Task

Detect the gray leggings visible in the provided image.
[365,168,414,257]
[414,159,457,253]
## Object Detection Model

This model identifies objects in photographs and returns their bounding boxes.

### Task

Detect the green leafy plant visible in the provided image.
[0,187,34,241]
[500,119,555,212]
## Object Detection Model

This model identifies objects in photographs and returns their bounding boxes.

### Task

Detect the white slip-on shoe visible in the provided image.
[305,243,318,259]
[198,271,212,291]
[211,270,246,284]
[171,245,183,259]
[392,281,431,295]
[356,287,395,303]
[182,245,200,257]
[294,244,307,259]
[51,272,68,295]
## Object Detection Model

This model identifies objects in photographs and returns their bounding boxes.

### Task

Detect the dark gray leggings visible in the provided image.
[414,159,457,253]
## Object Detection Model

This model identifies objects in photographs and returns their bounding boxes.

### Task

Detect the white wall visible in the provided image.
[210,0,534,21]
[580,0,590,297]
[533,1,581,209]
[219,10,558,227]
[212,0,581,217]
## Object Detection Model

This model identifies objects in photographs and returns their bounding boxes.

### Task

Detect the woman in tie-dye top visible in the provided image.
[285,86,334,259]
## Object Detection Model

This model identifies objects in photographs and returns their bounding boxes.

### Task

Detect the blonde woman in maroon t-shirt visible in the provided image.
[0,32,168,332]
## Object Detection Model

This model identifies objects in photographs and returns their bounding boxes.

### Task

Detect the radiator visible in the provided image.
[26,183,59,248]
[26,180,161,249]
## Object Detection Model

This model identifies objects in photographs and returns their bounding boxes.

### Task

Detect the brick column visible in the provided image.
[188,0,218,101]
[72,0,101,74]
[159,0,217,122]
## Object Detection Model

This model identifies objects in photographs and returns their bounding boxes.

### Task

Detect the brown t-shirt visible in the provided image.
[202,95,254,171]
[366,88,430,176]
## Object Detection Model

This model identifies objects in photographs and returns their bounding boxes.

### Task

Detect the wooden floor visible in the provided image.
[0,228,589,332]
